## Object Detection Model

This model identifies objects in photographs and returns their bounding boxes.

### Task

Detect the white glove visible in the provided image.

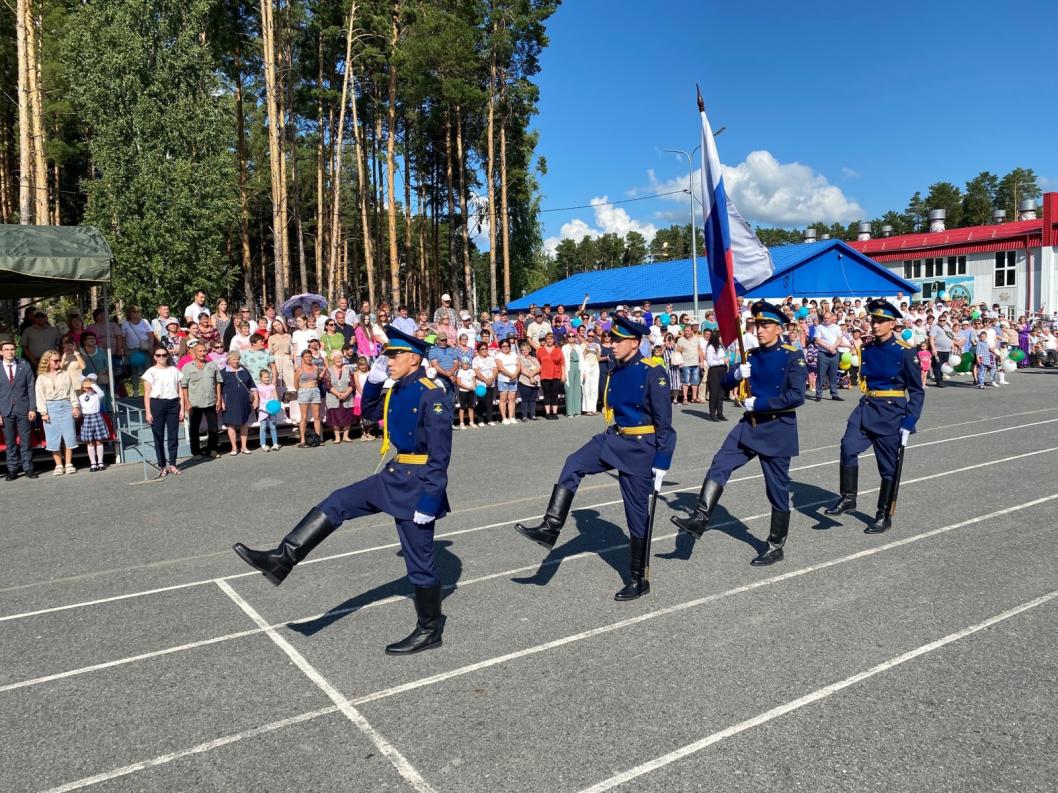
[425,366,437,379]
[900,428,911,447]
[736,363,752,381]
[651,468,666,492]
[367,355,390,384]
[743,396,756,412]
[383,377,396,390]
[413,511,434,525]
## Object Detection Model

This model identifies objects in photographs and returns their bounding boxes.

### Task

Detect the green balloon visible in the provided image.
[954,351,974,373]
[1008,348,1025,362]
[971,310,981,319]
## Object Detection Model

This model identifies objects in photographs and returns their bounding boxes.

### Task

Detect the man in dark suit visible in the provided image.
[1,339,38,479]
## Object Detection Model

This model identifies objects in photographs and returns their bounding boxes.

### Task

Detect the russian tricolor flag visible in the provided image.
[699,96,773,346]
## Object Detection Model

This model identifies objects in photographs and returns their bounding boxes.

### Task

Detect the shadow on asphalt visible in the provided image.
[657,491,769,560]
[510,508,626,587]
[286,539,462,637]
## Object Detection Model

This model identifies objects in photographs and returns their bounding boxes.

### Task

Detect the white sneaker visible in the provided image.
[65,465,76,474]
[52,467,65,476]
[488,421,497,426]
[455,424,463,430]
[273,445,282,451]
[264,446,272,452]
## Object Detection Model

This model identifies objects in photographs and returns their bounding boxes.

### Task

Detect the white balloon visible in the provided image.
[1003,360,1017,372]
[941,364,954,374]
[850,355,860,367]
[947,353,961,367]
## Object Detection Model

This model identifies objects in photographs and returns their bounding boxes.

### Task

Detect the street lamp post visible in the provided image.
[664,146,702,315]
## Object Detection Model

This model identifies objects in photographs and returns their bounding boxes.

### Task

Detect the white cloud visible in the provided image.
[841,166,860,178]
[543,197,658,256]
[644,150,865,227]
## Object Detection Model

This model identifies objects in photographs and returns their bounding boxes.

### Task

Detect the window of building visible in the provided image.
[994,251,1016,287]
[903,260,912,279]
[912,259,922,279]
[947,255,966,275]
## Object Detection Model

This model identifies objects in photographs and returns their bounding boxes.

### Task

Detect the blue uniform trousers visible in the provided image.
[317,475,438,587]
[839,425,901,480]
[557,435,653,539]
[706,432,791,512]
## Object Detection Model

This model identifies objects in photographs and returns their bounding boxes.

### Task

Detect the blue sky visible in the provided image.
[531,0,1058,251]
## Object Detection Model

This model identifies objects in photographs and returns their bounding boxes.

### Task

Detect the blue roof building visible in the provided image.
[508,240,918,311]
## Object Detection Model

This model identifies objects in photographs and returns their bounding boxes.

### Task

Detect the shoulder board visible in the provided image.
[894,339,913,349]
[639,358,660,368]
[419,377,438,389]
[781,344,798,352]
[746,347,760,357]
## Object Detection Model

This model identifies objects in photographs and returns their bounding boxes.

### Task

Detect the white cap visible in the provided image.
[460,310,471,320]
[441,293,452,302]
[616,305,626,311]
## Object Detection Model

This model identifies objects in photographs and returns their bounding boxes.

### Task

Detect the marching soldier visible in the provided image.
[513,314,676,600]
[825,298,924,532]
[232,326,453,655]
[671,300,806,565]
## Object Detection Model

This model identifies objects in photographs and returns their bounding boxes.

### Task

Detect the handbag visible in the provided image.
[670,349,684,366]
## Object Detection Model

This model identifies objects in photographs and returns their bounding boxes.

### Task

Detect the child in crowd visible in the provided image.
[975,332,995,388]
[256,368,281,451]
[352,356,376,441]
[456,358,477,429]
[77,373,109,472]
[917,342,932,386]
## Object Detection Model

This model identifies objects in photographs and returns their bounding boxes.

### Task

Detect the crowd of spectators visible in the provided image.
[2,287,1057,479]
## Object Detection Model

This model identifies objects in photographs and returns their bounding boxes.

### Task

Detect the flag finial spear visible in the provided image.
[696,84,704,112]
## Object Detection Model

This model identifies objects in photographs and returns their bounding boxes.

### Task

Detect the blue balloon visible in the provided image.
[796,306,809,319]
[265,399,281,414]
[474,384,487,398]
[571,317,582,328]
[901,329,913,340]
[128,350,148,369]
[938,290,949,301]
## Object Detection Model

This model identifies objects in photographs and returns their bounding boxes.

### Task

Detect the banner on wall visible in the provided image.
[913,275,974,304]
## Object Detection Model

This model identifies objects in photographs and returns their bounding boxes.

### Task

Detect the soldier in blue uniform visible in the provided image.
[233,326,454,655]
[513,314,676,600]
[825,298,924,533]
[671,300,807,566]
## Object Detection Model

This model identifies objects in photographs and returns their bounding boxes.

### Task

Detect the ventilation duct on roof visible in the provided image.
[856,222,871,241]
[928,209,946,232]
[1018,199,1037,221]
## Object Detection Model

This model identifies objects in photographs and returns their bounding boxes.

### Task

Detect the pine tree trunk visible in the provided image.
[15,0,33,223]
[444,107,459,310]
[260,0,288,303]
[402,114,413,308]
[455,105,473,314]
[51,161,59,224]
[350,75,374,309]
[485,45,498,309]
[0,119,13,223]
[499,119,511,305]
[385,2,401,307]
[327,1,357,305]
[373,106,384,294]
[26,0,47,224]
[315,31,326,299]
[234,52,254,307]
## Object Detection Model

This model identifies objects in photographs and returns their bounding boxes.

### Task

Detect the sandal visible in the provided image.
[156,468,169,479]
[297,443,308,448]
[229,450,239,457]
[168,465,182,476]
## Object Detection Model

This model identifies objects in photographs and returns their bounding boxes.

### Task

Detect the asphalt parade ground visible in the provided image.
[3,369,1057,793]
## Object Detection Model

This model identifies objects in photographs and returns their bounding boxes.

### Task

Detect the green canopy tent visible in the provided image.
[0,224,113,299]
[0,224,124,462]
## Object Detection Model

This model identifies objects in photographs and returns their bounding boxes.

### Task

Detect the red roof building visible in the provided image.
[848,192,1058,315]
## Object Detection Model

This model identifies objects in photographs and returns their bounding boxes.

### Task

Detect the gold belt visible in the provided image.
[615,425,655,436]
[394,453,428,464]
[866,389,906,398]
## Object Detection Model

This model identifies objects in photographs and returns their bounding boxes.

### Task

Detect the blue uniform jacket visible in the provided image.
[722,341,807,457]
[854,334,925,434]
[602,351,676,473]
[361,367,453,518]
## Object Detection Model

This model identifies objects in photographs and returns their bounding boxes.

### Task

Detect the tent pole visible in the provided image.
[102,283,124,464]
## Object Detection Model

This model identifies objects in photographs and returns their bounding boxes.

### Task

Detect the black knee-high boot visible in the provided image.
[514,484,575,549]
[614,536,650,601]
[233,508,335,586]
[751,509,790,566]
[671,479,723,539]
[866,480,894,534]
[824,465,858,515]
[385,585,444,655]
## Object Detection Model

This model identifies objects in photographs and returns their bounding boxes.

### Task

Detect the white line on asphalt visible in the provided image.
[37,705,340,793]
[2,414,1053,625]
[215,580,436,793]
[6,446,1054,696]
[577,588,1058,792]
[349,493,1058,705]
[35,493,1058,792]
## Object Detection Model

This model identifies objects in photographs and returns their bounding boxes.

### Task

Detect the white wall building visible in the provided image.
[849,192,1058,315]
